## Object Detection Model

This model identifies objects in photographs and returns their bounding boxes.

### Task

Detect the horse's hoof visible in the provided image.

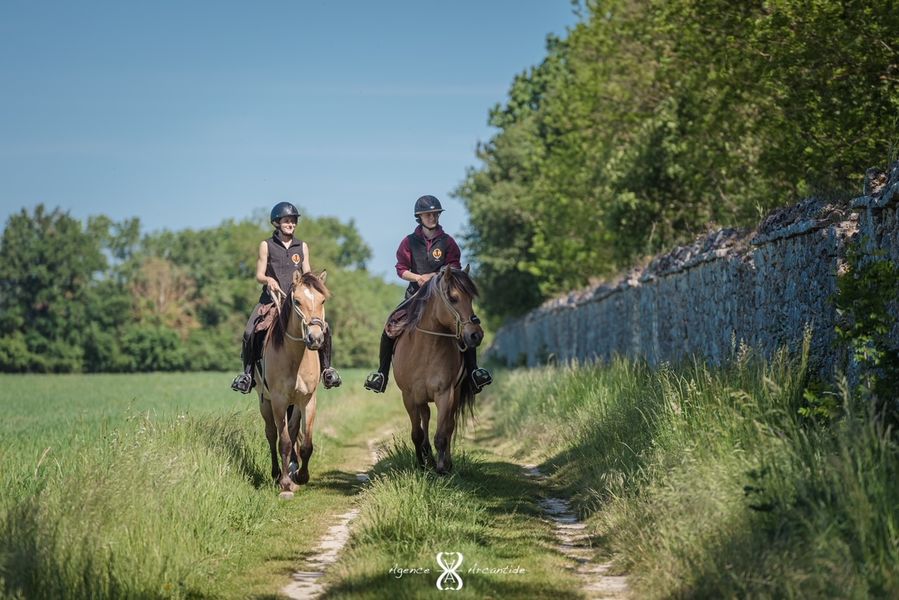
[290,470,310,485]
[279,491,295,500]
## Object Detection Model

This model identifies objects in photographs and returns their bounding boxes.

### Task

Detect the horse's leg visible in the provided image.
[272,399,298,493]
[434,391,456,475]
[292,396,316,485]
[260,396,280,482]
[420,403,435,468]
[403,391,427,468]
[286,404,301,479]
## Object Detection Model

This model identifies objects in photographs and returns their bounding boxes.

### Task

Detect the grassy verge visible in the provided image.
[0,370,407,599]
[486,349,899,598]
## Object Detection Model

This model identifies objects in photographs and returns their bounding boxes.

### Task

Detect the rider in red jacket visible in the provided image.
[363,195,492,394]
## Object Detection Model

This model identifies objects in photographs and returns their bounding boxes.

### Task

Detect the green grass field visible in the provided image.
[0,370,410,599]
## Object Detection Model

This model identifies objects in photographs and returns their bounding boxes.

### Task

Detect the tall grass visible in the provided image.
[0,370,408,599]
[1,408,272,598]
[489,346,899,597]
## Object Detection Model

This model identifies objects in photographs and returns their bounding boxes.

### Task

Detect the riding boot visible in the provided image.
[231,335,256,394]
[363,332,394,393]
[319,327,342,388]
[463,347,492,393]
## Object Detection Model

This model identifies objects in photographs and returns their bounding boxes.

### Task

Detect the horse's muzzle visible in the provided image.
[305,332,324,351]
[462,327,484,349]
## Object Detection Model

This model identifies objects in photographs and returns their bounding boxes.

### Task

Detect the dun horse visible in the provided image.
[257,270,330,498]
[392,266,484,474]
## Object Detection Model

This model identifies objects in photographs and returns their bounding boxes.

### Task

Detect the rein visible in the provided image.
[415,275,473,352]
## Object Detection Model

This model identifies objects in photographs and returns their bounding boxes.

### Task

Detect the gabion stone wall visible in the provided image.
[487,163,899,372]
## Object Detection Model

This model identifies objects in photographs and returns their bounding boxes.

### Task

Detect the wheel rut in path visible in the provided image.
[523,464,629,599]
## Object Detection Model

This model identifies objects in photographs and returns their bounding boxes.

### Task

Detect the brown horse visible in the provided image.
[392,266,484,474]
[257,270,330,498]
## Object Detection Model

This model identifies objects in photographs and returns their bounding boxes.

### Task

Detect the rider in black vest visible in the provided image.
[231,202,342,393]
[363,195,492,394]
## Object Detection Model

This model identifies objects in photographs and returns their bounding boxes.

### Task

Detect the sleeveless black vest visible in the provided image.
[405,232,449,297]
[260,235,304,303]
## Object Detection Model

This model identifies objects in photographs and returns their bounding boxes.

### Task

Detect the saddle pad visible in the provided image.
[254,302,278,334]
[384,307,409,339]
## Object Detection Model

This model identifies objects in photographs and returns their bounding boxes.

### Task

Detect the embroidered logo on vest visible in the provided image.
[431,248,443,260]
[291,254,301,265]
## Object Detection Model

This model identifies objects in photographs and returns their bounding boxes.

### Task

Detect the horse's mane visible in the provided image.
[447,268,478,300]
[271,272,330,348]
[402,268,479,335]
[299,271,331,299]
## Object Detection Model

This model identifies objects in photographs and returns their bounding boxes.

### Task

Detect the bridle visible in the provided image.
[415,273,477,352]
[274,287,328,345]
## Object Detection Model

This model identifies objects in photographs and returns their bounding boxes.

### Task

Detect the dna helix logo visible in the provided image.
[435,552,464,591]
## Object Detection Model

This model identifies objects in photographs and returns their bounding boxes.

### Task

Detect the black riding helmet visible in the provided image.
[414,195,444,224]
[270,202,300,224]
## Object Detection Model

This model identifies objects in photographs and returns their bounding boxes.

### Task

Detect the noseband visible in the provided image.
[415,275,476,352]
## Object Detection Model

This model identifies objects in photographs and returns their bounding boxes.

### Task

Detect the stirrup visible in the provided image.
[322,367,342,389]
[231,372,254,394]
[471,368,493,393]
[363,372,387,393]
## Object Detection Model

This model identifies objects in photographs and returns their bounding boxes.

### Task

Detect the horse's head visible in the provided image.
[433,265,484,349]
[287,270,330,350]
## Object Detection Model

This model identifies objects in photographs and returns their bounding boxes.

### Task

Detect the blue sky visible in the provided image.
[0,1,579,279]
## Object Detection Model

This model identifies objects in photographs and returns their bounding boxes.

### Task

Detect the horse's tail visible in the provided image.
[454,370,476,432]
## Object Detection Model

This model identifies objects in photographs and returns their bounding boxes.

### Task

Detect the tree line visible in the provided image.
[457,0,899,324]
[0,205,403,373]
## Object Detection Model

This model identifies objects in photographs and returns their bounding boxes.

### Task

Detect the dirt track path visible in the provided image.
[467,408,630,599]
[280,432,390,599]
[276,399,629,599]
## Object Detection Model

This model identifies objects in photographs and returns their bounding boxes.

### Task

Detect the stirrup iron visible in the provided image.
[471,368,492,393]
[231,372,254,394]
[363,372,387,393]
[322,367,342,389]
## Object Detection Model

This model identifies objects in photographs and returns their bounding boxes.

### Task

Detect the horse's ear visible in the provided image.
[463,263,470,274]
[293,270,302,285]
[319,270,327,283]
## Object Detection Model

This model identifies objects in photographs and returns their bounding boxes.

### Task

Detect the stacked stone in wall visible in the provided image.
[488,164,899,372]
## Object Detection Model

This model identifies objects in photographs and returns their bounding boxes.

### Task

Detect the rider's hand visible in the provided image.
[418,273,434,285]
[267,278,284,298]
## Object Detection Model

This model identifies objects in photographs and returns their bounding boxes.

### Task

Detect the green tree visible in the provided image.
[0,206,109,372]
[121,324,187,372]
[457,0,899,321]
[325,268,404,367]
